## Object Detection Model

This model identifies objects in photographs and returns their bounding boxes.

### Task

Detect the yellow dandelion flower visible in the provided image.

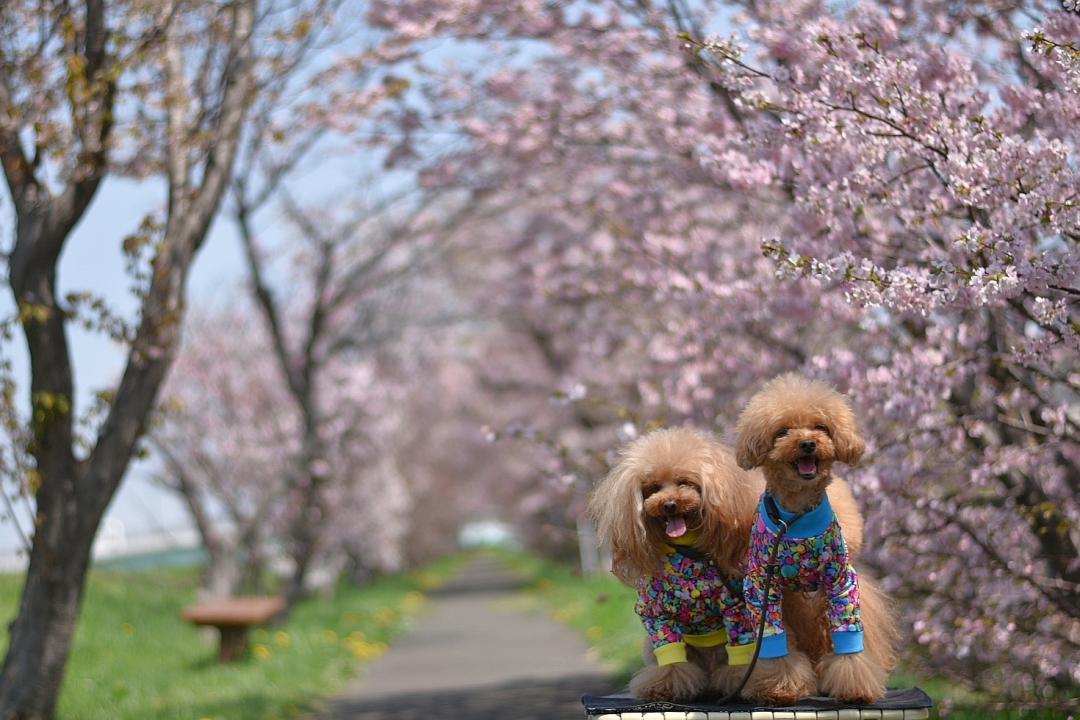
[274,631,290,648]
[344,637,390,660]
[416,572,439,589]
[553,607,577,622]
[121,623,135,637]
[253,644,271,660]
[321,629,338,643]
[374,608,396,626]
[586,626,603,642]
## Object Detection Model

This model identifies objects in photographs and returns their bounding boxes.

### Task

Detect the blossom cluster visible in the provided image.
[365,0,1080,701]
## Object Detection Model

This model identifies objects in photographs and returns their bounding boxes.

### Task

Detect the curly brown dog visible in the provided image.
[735,374,899,705]
[589,428,756,702]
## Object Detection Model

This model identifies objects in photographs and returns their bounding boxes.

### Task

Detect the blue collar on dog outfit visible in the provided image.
[760,492,834,538]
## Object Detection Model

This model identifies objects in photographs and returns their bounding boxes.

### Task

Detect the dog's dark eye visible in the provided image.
[676,478,694,487]
[814,424,831,435]
[642,485,660,498]
[774,428,789,439]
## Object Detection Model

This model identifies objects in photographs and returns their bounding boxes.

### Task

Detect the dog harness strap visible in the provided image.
[664,543,708,561]
[763,493,786,527]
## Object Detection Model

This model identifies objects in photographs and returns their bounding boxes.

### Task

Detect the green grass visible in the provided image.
[496,550,1074,720]
[0,555,463,720]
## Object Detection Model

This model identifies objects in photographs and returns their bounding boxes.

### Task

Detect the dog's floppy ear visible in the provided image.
[829,399,866,466]
[587,450,651,582]
[734,411,772,470]
[698,450,758,575]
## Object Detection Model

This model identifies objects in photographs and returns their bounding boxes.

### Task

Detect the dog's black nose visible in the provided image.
[663,501,678,515]
[799,440,816,454]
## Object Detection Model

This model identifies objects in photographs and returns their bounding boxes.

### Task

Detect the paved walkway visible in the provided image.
[313,554,616,719]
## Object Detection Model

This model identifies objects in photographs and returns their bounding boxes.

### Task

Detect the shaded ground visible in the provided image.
[313,553,616,719]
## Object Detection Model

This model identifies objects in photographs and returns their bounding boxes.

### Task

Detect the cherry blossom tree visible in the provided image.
[153,229,535,597]
[152,306,298,598]
[694,3,1080,699]
[366,0,1080,704]
[231,179,485,606]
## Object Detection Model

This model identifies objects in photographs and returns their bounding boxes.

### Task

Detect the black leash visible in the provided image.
[715,495,802,705]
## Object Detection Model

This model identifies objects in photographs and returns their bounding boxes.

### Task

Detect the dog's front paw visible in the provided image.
[711,662,750,698]
[743,651,817,705]
[629,662,708,703]
[818,651,886,704]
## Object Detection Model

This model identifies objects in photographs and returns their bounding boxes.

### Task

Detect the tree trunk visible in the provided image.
[203,545,243,599]
[573,480,601,575]
[0,507,97,720]
[240,548,267,594]
[285,519,317,607]
[282,429,329,610]
[0,202,95,720]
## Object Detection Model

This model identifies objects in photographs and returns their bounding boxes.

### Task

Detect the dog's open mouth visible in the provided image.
[795,458,818,480]
[665,515,688,538]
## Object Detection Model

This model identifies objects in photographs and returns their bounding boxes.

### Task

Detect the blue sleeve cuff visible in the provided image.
[831,630,864,654]
[759,632,788,659]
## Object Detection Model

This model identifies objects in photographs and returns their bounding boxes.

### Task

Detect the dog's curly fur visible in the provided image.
[589,428,759,701]
[735,373,899,704]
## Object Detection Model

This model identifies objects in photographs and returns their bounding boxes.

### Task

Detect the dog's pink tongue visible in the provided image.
[798,459,817,475]
[665,516,687,538]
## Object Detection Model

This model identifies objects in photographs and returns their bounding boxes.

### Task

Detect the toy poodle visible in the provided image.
[588,427,761,702]
[735,373,898,704]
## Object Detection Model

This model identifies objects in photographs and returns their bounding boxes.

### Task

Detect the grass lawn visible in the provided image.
[496,550,1072,720]
[0,555,462,720]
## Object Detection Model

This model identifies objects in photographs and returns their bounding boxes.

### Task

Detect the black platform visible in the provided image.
[582,687,933,718]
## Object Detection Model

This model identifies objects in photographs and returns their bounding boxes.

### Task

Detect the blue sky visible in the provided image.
[0,118,411,555]
[0,177,249,552]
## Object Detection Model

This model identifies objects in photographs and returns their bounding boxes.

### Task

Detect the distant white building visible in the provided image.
[458,519,520,549]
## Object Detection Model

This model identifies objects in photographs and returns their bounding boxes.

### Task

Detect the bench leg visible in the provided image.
[218,626,248,663]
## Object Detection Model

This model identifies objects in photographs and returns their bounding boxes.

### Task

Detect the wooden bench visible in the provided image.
[181,595,285,662]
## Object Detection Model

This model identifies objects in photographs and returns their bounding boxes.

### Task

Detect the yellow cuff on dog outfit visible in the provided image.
[654,642,687,666]
[725,641,757,666]
[684,629,728,648]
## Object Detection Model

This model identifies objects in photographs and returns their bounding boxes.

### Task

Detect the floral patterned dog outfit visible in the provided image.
[742,493,864,659]
[635,532,757,666]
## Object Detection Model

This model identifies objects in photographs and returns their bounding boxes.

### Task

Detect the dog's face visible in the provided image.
[640,466,704,542]
[761,411,847,493]
[736,374,865,500]
[588,427,760,581]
